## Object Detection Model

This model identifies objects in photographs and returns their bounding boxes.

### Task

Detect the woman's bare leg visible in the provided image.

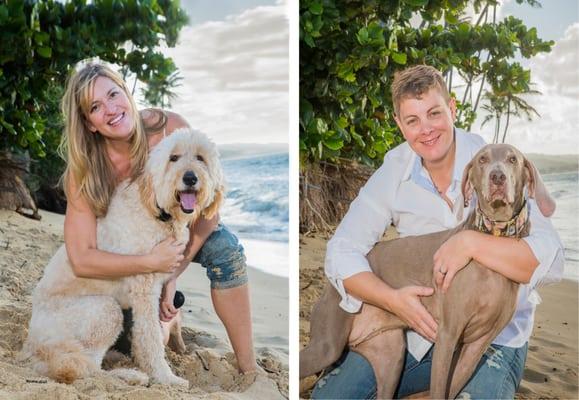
[211,283,256,372]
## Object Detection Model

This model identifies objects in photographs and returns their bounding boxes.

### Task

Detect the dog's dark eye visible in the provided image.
[169,154,180,162]
[508,156,517,164]
[196,155,204,162]
[478,156,488,164]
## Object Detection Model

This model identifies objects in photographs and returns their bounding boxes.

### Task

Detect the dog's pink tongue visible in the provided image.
[180,192,197,210]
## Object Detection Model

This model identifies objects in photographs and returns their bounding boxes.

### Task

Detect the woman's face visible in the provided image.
[85,76,134,141]
[394,88,456,166]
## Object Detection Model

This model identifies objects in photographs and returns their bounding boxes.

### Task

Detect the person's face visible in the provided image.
[85,76,134,141]
[394,88,456,165]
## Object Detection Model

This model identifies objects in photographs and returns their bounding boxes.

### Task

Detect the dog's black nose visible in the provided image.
[183,171,198,186]
[490,170,506,185]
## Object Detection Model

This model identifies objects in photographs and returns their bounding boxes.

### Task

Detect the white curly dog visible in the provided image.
[21,128,224,386]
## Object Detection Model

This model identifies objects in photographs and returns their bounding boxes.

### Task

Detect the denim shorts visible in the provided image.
[193,223,248,289]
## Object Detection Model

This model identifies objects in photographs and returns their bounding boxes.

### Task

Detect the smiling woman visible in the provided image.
[302,64,564,400]
[55,60,257,378]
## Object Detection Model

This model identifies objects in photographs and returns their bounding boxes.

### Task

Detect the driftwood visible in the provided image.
[0,152,40,220]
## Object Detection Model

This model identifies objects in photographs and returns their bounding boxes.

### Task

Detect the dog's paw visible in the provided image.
[107,368,150,386]
[153,373,189,388]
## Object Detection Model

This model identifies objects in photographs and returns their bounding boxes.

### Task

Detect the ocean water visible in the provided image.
[219,152,289,277]
[542,170,579,281]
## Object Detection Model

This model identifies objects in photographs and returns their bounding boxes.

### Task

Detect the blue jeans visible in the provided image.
[193,223,248,289]
[312,343,528,399]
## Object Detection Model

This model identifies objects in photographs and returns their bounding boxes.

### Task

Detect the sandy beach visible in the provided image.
[0,209,287,399]
[299,233,579,399]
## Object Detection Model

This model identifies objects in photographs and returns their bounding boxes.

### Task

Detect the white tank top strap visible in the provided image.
[163,125,166,138]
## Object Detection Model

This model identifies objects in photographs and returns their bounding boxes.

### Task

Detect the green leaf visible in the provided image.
[323,138,344,150]
[391,52,407,65]
[351,130,365,148]
[301,98,314,128]
[309,2,323,15]
[314,118,328,135]
[404,0,428,7]
[34,31,50,45]
[36,46,52,58]
[356,27,369,45]
[445,11,459,25]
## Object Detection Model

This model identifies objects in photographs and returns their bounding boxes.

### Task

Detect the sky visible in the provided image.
[152,0,577,153]
[156,0,288,145]
[473,0,579,154]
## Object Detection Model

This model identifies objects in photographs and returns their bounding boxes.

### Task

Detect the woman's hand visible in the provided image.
[387,286,438,342]
[160,278,179,322]
[433,231,474,293]
[147,237,186,273]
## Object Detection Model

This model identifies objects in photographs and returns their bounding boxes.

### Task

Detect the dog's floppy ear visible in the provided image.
[138,173,158,218]
[203,185,224,220]
[461,159,474,207]
[524,157,556,217]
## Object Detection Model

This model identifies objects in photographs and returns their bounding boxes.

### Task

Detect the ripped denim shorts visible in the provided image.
[193,223,248,289]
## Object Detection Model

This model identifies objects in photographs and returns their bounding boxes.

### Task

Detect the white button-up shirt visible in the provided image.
[325,128,565,361]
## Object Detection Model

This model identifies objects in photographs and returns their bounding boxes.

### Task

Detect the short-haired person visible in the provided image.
[60,60,256,373]
[312,65,563,399]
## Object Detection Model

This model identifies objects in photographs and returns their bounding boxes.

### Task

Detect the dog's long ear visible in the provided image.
[461,159,474,207]
[138,173,158,218]
[524,157,556,217]
[203,185,224,220]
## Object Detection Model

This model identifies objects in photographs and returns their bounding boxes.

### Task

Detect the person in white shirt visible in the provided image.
[311,65,564,399]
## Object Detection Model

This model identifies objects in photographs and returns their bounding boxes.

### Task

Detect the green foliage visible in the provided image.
[0,0,188,162]
[300,0,553,167]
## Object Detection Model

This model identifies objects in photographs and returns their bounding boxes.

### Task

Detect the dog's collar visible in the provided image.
[156,205,172,222]
[474,199,529,237]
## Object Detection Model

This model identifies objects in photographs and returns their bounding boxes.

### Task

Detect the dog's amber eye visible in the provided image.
[508,156,517,164]
[196,155,204,162]
[478,156,487,164]
[169,154,180,162]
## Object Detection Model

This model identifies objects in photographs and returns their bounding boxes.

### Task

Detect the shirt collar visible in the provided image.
[405,128,470,192]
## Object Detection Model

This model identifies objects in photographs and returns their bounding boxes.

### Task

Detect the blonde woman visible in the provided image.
[59,60,256,373]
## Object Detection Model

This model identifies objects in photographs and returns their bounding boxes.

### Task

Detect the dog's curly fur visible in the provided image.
[20,128,224,386]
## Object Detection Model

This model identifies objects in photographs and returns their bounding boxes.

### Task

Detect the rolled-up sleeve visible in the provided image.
[524,199,565,290]
[324,164,394,313]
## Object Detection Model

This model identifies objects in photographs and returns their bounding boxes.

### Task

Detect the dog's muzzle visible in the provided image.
[177,171,199,214]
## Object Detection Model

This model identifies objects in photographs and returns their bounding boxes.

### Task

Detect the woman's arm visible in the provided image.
[159,213,219,321]
[433,231,537,292]
[327,160,438,340]
[64,179,185,279]
[434,200,564,293]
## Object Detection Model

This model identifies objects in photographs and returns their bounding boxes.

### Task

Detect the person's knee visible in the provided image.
[458,345,525,399]
[312,351,377,399]
[201,226,248,289]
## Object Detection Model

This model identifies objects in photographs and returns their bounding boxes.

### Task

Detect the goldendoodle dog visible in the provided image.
[20,128,224,386]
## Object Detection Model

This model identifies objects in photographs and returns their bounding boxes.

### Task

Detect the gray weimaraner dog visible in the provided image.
[301,144,553,399]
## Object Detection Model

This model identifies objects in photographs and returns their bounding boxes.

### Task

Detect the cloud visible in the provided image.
[531,23,579,99]
[475,23,579,155]
[160,4,288,144]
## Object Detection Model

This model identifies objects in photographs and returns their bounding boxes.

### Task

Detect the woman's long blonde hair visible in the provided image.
[59,60,149,217]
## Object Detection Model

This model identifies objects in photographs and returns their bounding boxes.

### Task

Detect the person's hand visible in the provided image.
[148,237,186,273]
[388,285,437,342]
[433,231,474,293]
[160,278,179,322]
